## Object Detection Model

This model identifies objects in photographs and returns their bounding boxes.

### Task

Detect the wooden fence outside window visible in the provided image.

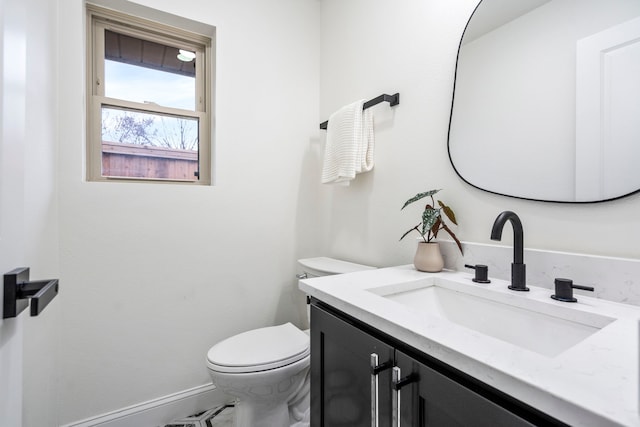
[101,141,198,180]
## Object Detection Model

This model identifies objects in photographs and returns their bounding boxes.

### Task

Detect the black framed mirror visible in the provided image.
[448,0,640,203]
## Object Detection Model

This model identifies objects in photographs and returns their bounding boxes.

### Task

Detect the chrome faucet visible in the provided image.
[490,211,529,291]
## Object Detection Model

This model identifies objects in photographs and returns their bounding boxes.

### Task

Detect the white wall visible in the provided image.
[316,0,640,271]
[56,0,319,424]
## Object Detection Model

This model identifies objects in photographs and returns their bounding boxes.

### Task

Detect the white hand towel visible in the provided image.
[321,100,375,185]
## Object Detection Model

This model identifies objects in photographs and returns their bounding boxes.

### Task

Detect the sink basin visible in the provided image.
[368,277,615,357]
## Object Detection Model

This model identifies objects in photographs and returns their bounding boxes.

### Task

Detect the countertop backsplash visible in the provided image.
[439,240,640,307]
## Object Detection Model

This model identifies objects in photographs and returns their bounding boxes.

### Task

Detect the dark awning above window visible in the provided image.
[104,29,195,77]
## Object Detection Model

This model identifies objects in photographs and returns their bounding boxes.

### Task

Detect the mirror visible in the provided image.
[448,0,640,202]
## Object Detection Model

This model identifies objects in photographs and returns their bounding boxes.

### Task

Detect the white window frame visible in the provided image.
[86,4,212,184]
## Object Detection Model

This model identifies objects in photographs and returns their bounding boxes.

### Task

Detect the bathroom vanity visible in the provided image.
[311,302,556,426]
[300,266,640,427]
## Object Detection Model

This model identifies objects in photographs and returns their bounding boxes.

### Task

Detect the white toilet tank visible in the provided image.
[297,257,376,278]
[296,257,376,329]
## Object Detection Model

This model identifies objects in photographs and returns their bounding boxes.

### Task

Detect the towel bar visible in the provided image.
[320,93,400,130]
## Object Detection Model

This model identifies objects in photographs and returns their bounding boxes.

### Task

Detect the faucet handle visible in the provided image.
[464,264,491,283]
[551,278,594,302]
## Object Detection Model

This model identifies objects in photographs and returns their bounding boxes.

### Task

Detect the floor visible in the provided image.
[162,404,235,427]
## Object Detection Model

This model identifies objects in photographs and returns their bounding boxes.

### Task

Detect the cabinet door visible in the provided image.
[395,350,535,427]
[311,304,395,427]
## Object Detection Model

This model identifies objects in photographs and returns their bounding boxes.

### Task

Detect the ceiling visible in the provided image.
[104,29,195,77]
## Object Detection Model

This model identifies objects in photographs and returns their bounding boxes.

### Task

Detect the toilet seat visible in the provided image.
[206,322,310,373]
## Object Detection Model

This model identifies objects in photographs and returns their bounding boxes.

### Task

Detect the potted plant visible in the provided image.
[400,189,463,272]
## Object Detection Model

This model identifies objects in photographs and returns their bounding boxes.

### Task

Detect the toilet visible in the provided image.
[205,257,375,427]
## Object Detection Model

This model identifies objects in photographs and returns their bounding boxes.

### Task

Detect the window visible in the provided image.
[86,5,212,184]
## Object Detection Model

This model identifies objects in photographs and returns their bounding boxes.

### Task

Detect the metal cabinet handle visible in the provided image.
[371,354,380,427]
[370,353,392,427]
[392,367,402,427]
[392,366,419,427]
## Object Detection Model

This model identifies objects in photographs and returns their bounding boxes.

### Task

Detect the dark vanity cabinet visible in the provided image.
[310,301,564,427]
[310,299,394,426]
[394,351,535,426]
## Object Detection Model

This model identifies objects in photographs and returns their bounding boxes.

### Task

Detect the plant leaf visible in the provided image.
[442,223,464,255]
[401,189,441,210]
[421,208,440,236]
[437,200,458,225]
[431,217,442,238]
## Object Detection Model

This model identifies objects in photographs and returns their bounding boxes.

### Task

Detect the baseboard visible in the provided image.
[61,383,231,427]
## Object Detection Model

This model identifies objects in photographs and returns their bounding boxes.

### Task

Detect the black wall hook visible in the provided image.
[3,267,59,318]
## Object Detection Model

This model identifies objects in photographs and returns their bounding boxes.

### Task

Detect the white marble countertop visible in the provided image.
[299,265,640,427]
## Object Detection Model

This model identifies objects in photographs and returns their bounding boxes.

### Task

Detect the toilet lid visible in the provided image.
[206,323,310,373]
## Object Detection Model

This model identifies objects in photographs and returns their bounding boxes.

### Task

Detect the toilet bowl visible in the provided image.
[207,323,310,427]
[206,257,375,427]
